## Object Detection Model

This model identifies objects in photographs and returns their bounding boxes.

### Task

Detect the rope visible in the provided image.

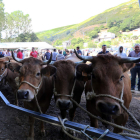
[58,116,94,140]
[97,129,109,140]
[70,98,140,135]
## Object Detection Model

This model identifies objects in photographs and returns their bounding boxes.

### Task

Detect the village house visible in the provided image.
[62,40,71,48]
[98,32,115,42]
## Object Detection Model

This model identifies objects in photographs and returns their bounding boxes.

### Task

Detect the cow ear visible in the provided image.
[8,63,21,73]
[121,63,135,72]
[76,64,92,81]
[41,65,57,77]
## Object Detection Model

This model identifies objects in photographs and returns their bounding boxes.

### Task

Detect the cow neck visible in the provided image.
[0,68,8,81]
[86,74,124,104]
[53,70,77,98]
[20,79,43,114]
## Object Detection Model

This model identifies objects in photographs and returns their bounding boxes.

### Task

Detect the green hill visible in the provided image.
[36,0,140,44]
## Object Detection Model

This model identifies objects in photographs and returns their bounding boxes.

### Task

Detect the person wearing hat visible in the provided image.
[114,46,127,58]
[98,45,109,54]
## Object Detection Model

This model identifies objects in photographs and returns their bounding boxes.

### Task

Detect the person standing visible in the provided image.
[76,47,82,55]
[44,49,50,60]
[52,49,58,61]
[30,47,38,58]
[98,45,109,54]
[14,50,17,58]
[63,49,67,56]
[114,46,127,58]
[128,44,140,90]
[56,51,65,60]
[6,49,11,56]
[21,50,25,59]
[17,49,23,59]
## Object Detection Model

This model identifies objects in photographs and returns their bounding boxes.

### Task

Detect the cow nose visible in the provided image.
[58,100,70,110]
[17,90,29,100]
[97,102,119,115]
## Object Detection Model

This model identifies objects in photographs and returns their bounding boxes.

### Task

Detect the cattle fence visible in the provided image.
[0,91,138,140]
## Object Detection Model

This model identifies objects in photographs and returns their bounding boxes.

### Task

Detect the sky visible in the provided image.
[3,0,130,33]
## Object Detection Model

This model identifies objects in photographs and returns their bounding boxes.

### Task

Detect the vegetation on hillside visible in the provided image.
[36,0,140,46]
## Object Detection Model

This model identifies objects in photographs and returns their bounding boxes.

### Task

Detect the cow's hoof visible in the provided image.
[27,137,34,140]
[40,130,46,137]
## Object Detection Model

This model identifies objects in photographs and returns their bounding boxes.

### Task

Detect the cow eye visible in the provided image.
[120,75,125,81]
[1,68,4,71]
[36,72,40,77]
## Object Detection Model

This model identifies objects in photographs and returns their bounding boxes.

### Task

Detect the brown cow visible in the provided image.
[0,57,19,104]
[74,51,140,133]
[10,53,56,140]
[52,60,84,121]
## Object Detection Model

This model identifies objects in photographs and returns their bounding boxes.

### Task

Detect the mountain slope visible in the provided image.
[36,0,140,43]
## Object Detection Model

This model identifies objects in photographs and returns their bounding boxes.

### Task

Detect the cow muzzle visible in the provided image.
[56,99,73,110]
[96,100,120,115]
[17,89,34,101]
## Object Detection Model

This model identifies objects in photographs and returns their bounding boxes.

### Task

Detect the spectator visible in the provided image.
[63,49,67,56]
[52,49,58,61]
[6,49,11,56]
[56,51,65,60]
[21,50,25,59]
[76,47,82,55]
[114,46,127,58]
[44,49,50,60]
[14,50,17,58]
[17,49,23,59]
[128,44,140,90]
[65,50,71,58]
[70,50,73,55]
[0,50,4,58]
[98,45,109,54]
[30,47,38,58]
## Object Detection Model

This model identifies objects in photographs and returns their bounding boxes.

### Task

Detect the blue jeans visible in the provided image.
[130,65,140,89]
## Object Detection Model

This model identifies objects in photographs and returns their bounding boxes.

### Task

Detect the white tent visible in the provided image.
[0,42,54,50]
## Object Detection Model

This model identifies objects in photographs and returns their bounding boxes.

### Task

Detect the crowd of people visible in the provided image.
[0,44,140,91]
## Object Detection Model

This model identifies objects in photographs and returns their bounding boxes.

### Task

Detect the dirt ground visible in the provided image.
[0,83,140,140]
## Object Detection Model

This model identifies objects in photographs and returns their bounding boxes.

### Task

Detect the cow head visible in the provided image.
[74,49,138,117]
[53,60,76,110]
[0,58,10,81]
[10,52,56,102]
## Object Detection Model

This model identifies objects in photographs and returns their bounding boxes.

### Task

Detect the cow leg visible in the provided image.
[90,117,98,128]
[27,116,35,140]
[113,113,128,133]
[40,121,45,136]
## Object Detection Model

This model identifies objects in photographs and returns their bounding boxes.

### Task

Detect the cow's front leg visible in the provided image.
[27,116,35,140]
[90,117,98,128]
[60,110,66,119]
[113,112,128,133]
[40,121,45,136]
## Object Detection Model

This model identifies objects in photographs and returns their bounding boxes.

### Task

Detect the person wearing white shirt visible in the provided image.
[114,46,127,58]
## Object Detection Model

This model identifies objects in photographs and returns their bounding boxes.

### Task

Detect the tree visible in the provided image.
[53,39,62,46]
[94,27,100,33]
[16,32,39,42]
[99,25,104,30]
[89,31,98,39]
[0,0,5,40]
[108,26,120,37]
[4,11,32,40]
[88,41,97,48]
[99,41,111,48]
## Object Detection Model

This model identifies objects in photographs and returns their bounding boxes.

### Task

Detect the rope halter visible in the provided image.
[86,74,124,104]
[0,68,7,81]
[53,69,77,98]
[19,79,43,113]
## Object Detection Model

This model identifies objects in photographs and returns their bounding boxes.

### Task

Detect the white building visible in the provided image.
[132,28,140,36]
[62,40,71,48]
[98,32,115,42]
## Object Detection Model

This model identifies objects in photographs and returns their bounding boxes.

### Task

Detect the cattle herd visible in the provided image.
[0,50,140,140]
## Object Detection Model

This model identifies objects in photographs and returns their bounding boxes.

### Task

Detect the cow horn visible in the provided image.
[74,49,93,61]
[12,51,23,63]
[42,52,52,65]
[120,57,140,63]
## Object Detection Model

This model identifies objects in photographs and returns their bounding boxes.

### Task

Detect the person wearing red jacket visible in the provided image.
[17,49,23,59]
[30,47,38,58]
